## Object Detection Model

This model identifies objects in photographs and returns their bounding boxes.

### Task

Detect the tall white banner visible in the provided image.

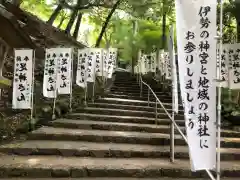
[158,50,165,75]
[226,44,240,89]
[76,49,88,88]
[43,49,58,98]
[175,0,217,171]
[43,48,72,98]
[95,48,103,76]
[57,48,72,94]
[12,49,33,109]
[110,48,118,73]
[150,51,157,72]
[168,25,179,113]
[140,55,147,74]
[107,48,118,78]
[216,44,229,88]
[164,52,171,79]
[86,48,96,82]
[103,49,108,78]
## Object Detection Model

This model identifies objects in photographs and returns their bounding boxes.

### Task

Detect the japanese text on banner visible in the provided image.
[57,48,72,94]
[175,0,217,171]
[76,49,88,88]
[12,49,33,109]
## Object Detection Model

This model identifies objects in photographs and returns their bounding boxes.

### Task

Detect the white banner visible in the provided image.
[43,49,58,98]
[43,48,72,98]
[57,48,72,94]
[141,54,148,74]
[216,44,229,87]
[226,44,240,89]
[158,50,165,75]
[168,25,179,113]
[103,49,108,78]
[12,49,33,109]
[95,48,103,76]
[150,51,157,72]
[86,48,96,82]
[110,48,118,73]
[175,0,217,171]
[76,49,88,88]
[107,48,117,78]
[164,52,171,79]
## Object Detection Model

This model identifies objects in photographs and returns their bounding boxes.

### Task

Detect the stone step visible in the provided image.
[1,177,236,180]
[75,107,184,120]
[1,140,239,161]
[107,94,173,103]
[87,103,184,114]
[49,119,184,134]
[0,155,238,178]
[28,127,240,148]
[111,91,172,98]
[49,119,240,138]
[113,82,140,87]
[95,98,184,109]
[110,88,181,99]
[67,113,185,126]
[111,87,170,94]
[27,126,186,146]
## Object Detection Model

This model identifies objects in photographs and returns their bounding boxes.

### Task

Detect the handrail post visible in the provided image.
[170,110,175,163]
[147,88,150,106]
[140,80,143,97]
[155,99,158,124]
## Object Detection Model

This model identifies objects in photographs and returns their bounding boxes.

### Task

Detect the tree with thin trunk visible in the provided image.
[73,12,83,39]
[65,0,82,34]
[47,4,63,25]
[95,0,122,47]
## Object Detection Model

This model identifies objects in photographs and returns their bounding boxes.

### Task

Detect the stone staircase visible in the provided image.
[0,72,239,179]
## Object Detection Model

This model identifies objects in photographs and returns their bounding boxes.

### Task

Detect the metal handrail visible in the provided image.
[136,67,216,180]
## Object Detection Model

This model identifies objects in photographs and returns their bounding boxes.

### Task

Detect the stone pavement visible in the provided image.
[0,72,239,179]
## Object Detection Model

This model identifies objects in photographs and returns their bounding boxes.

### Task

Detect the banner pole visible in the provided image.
[69,49,73,112]
[217,0,223,180]
[92,80,95,103]
[52,57,59,120]
[30,49,36,131]
[84,87,87,106]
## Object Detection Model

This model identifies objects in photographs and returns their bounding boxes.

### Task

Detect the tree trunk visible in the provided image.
[57,15,66,29]
[161,12,167,49]
[95,0,121,47]
[65,0,81,34]
[131,20,136,74]
[47,4,62,25]
[237,19,240,43]
[73,12,82,39]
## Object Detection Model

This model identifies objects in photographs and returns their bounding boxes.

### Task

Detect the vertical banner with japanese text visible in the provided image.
[175,0,217,171]
[227,44,240,89]
[216,44,229,88]
[12,49,33,109]
[164,52,171,79]
[43,48,72,97]
[57,48,72,94]
[86,48,96,82]
[95,48,103,76]
[76,48,88,88]
[168,25,178,113]
[140,54,147,74]
[103,49,108,78]
[43,48,58,98]
[150,51,157,73]
[158,50,165,75]
[107,48,118,78]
